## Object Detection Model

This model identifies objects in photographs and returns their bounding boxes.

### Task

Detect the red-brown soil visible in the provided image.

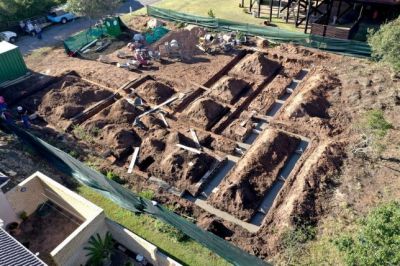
[230,51,281,80]
[135,80,176,105]
[209,76,249,104]
[20,75,114,130]
[210,129,300,221]
[81,99,143,158]
[182,98,227,130]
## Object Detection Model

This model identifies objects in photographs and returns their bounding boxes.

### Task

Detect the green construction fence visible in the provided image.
[146,6,371,58]
[1,121,269,266]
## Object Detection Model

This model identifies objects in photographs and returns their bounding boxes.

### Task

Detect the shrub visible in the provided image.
[363,109,392,138]
[106,171,125,184]
[207,9,215,18]
[18,211,28,221]
[368,16,400,72]
[335,201,400,265]
[84,232,114,265]
[154,220,189,243]
[138,189,155,200]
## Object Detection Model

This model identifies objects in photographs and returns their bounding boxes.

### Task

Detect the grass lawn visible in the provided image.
[77,186,230,266]
[131,0,300,32]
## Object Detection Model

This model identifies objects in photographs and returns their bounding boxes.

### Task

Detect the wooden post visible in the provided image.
[270,0,274,22]
[296,0,301,27]
[258,0,261,18]
[286,0,290,23]
[277,0,282,18]
[304,0,312,33]
[336,0,343,18]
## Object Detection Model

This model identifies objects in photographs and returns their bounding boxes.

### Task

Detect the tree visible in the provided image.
[0,0,65,23]
[335,201,400,266]
[368,16,400,73]
[66,0,119,20]
[84,232,114,266]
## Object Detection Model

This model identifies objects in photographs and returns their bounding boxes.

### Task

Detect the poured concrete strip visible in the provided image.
[236,142,251,151]
[176,144,202,154]
[185,195,259,233]
[128,147,140,174]
[159,113,169,128]
[189,81,211,92]
[190,128,201,149]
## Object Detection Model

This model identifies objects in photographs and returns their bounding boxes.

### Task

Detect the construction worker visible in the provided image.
[17,106,30,128]
[0,96,13,124]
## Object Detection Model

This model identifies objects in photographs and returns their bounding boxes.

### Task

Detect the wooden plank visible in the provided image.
[176,144,202,154]
[128,147,140,174]
[190,128,201,148]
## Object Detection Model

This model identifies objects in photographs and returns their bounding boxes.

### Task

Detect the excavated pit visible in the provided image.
[80,99,144,158]
[209,129,301,221]
[19,75,114,130]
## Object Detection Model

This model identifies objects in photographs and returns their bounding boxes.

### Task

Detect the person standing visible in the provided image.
[34,24,42,40]
[17,106,30,128]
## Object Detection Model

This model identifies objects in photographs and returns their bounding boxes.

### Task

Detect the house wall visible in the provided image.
[0,190,18,226]
[38,174,101,221]
[51,212,107,266]
[5,176,46,217]
[105,219,182,266]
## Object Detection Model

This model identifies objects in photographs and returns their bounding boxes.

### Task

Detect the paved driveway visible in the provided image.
[17,0,160,55]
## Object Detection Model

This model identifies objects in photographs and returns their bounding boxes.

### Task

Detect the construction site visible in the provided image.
[1,5,399,265]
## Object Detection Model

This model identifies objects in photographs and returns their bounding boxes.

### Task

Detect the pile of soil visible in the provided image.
[135,80,176,105]
[153,27,207,57]
[209,130,300,221]
[209,76,249,104]
[101,126,142,158]
[84,99,142,129]
[281,69,340,119]
[248,74,293,113]
[81,99,143,158]
[230,52,280,79]
[221,118,253,142]
[184,98,227,130]
[27,75,113,130]
[152,147,216,195]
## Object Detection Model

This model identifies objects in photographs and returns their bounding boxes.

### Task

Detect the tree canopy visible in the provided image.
[368,16,400,73]
[66,0,119,20]
[335,201,400,265]
[0,0,65,22]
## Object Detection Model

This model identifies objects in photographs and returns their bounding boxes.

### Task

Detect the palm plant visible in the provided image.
[84,232,114,266]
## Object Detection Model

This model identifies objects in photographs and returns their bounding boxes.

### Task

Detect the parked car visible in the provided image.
[20,17,51,36]
[47,7,77,24]
[0,31,17,43]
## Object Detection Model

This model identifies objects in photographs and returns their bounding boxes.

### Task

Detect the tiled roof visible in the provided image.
[0,227,46,266]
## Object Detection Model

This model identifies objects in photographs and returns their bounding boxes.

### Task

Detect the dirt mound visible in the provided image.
[209,130,300,221]
[148,147,216,194]
[84,99,142,130]
[153,27,207,57]
[184,98,226,129]
[209,76,249,104]
[136,81,176,105]
[282,69,340,119]
[100,125,141,158]
[35,75,113,129]
[230,52,280,78]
